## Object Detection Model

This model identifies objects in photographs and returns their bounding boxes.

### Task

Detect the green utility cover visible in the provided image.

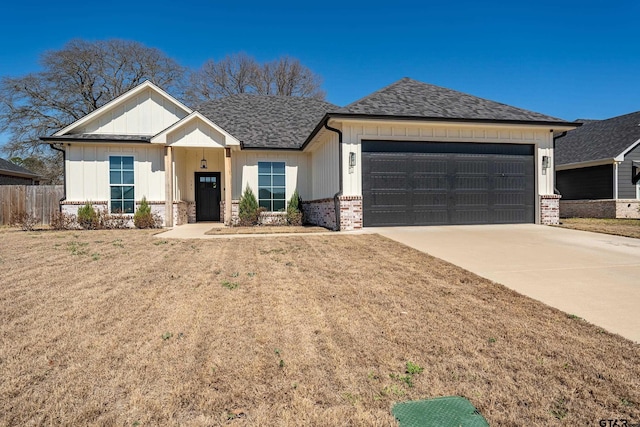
[392,396,490,427]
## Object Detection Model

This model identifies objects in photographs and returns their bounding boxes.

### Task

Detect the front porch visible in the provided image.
[164,146,235,227]
[150,110,241,227]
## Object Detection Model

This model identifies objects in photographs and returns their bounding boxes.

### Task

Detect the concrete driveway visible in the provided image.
[373,224,640,343]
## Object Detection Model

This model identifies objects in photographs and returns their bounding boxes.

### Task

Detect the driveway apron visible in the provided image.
[373,224,640,343]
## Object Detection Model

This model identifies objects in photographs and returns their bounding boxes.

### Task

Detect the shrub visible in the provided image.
[286,189,303,226]
[50,211,77,230]
[238,186,260,226]
[10,210,39,231]
[133,197,158,229]
[77,203,99,229]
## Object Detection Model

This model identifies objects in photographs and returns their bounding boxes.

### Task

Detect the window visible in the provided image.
[109,156,135,213]
[258,161,285,211]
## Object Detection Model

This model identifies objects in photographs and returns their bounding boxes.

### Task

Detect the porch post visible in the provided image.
[225,147,232,225]
[164,146,174,226]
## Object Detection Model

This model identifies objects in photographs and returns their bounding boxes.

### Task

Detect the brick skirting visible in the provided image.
[540,195,561,225]
[302,196,363,231]
[560,199,640,219]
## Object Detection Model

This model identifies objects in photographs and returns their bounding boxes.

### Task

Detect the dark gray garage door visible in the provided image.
[362,141,535,226]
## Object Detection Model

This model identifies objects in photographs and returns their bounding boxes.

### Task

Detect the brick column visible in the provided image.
[540,195,561,225]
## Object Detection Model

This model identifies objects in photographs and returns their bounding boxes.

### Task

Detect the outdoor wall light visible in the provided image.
[541,155,550,169]
[349,152,356,167]
[200,148,208,169]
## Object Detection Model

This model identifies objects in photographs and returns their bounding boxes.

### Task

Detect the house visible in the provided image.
[555,112,640,218]
[0,158,40,185]
[41,78,577,230]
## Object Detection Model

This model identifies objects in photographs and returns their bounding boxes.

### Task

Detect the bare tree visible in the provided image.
[0,39,185,182]
[186,53,258,102]
[261,56,325,99]
[186,53,325,104]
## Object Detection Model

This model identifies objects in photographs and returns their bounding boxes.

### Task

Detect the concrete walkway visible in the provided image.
[373,224,640,343]
[154,223,337,239]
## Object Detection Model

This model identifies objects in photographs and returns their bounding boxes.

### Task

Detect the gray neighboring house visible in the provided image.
[0,158,40,185]
[555,111,640,218]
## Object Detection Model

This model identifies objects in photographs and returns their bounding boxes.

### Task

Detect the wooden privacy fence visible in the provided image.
[0,185,64,226]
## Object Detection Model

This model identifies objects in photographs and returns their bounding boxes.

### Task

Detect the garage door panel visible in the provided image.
[366,208,412,226]
[494,208,532,223]
[455,176,490,190]
[453,209,489,224]
[367,174,408,190]
[413,175,447,190]
[368,157,409,173]
[495,176,527,190]
[413,209,449,225]
[413,157,447,173]
[456,159,489,174]
[362,141,535,227]
[412,192,448,207]
[495,192,527,206]
[454,192,489,207]
[368,191,411,207]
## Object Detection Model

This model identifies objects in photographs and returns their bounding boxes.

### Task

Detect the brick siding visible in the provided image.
[560,199,640,219]
[540,195,561,225]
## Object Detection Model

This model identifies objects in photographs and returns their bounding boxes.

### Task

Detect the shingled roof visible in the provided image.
[336,77,570,124]
[0,158,39,177]
[198,94,338,149]
[556,111,640,165]
[45,134,151,143]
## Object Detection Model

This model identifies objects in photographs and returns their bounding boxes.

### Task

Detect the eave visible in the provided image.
[301,113,580,151]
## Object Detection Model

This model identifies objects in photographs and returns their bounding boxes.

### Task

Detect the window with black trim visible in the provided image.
[109,156,135,213]
[258,161,285,211]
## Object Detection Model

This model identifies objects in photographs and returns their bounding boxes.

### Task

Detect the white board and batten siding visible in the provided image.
[66,144,165,202]
[232,151,310,201]
[173,148,226,202]
[308,129,340,200]
[337,120,555,197]
[166,119,227,148]
[79,88,188,136]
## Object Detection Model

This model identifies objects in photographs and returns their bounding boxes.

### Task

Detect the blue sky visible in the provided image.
[1,0,639,146]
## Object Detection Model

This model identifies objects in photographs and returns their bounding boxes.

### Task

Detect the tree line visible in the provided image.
[0,39,325,183]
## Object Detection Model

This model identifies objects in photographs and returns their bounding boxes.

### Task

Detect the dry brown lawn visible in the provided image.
[558,218,640,239]
[0,228,638,426]
[205,225,329,235]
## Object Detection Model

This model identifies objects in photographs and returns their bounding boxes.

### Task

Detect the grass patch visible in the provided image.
[0,228,638,425]
[557,218,640,239]
[205,225,330,235]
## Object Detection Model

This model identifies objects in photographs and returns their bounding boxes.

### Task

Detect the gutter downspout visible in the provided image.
[49,143,66,210]
[323,119,343,231]
[552,131,568,195]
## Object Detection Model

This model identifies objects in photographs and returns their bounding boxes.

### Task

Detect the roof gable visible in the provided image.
[54,81,191,137]
[337,77,569,124]
[198,95,337,149]
[556,111,640,166]
[150,111,240,147]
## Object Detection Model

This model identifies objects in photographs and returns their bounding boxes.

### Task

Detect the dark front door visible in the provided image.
[195,172,221,221]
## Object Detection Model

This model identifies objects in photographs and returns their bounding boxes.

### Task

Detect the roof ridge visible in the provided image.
[338,77,568,123]
[341,77,412,109]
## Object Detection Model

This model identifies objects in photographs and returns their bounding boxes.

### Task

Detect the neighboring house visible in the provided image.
[556,112,640,218]
[0,158,40,185]
[41,78,576,230]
